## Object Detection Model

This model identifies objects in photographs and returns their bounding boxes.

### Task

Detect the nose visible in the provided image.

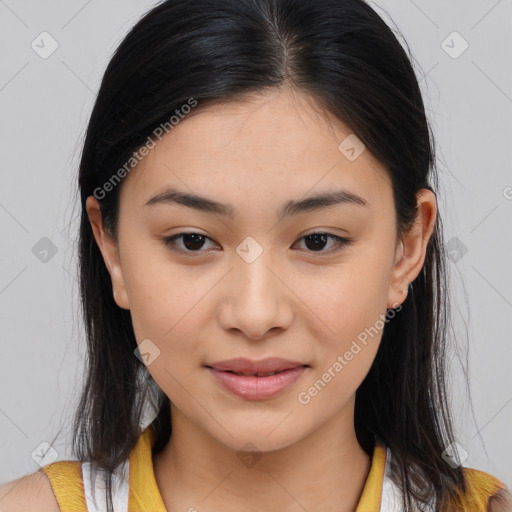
[217,254,294,341]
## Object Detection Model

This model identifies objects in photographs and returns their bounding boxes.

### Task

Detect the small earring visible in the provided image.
[401,284,409,295]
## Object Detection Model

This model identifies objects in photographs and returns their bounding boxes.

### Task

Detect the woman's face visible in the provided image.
[87,88,435,452]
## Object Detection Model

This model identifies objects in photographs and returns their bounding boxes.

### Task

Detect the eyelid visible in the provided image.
[162,230,353,256]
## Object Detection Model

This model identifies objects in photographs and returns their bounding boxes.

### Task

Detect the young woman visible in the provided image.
[1,0,510,510]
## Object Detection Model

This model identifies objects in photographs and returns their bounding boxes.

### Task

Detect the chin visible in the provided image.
[211,421,305,454]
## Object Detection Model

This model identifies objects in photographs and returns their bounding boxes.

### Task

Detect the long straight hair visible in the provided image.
[73,0,470,510]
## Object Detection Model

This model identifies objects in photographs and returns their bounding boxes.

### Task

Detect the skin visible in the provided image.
[86,86,437,512]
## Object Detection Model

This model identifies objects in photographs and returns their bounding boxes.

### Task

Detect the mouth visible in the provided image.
[204,360,310,400]
[205,357,309,375]
[215,369,295,377]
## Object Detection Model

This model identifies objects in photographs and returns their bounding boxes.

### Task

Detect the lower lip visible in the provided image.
[207,366,307,400]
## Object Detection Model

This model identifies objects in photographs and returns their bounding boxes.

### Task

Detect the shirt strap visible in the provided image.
[40,460,88,511]
[355,441,387,512]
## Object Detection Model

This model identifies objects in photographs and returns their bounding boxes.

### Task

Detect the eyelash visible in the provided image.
[162,231,353,256]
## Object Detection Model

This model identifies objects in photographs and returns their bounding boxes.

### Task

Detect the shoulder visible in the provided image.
[461,467,511,511]
[488,488,512,512]
[0,469,60,512]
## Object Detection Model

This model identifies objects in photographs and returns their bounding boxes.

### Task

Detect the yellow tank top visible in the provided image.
[40,425,506,511]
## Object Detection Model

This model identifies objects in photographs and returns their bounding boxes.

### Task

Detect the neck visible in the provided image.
[153,397,372,512]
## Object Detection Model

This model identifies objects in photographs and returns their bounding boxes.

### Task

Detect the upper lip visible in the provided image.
[206,357,308,374]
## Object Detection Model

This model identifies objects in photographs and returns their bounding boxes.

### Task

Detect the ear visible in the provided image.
[85,195,130,310]
[387,189,437,309]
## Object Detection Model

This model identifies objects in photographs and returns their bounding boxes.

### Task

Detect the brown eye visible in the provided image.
[293,232,353,254]
[163,233,217,254]
[163,231,353,257]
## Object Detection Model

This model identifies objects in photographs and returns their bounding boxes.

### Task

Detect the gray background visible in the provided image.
[1,0,511,491]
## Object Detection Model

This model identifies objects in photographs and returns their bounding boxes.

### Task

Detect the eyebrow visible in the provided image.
[145,186,368,220]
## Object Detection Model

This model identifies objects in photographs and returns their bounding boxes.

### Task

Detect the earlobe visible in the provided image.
[109,262,130,310]
[387,241,409,309]
[85,196,130,310]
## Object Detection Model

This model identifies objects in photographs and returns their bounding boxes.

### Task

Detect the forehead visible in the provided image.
[119,88,392,214]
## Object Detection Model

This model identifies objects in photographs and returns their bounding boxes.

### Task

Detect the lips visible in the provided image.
[206,364,308,400]
[205,357,310,399]
[206,357,308,375]
[226,370,283,377]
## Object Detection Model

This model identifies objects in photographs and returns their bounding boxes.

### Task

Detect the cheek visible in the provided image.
[127,268,205,347]
[120,233,194,331]
[300,247,392,377]
[296,284,385,413]
[121,244,217,378]
[125,260,209,402]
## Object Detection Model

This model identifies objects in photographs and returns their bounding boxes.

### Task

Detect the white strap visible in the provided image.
[82,459,130,512]
[380,447,436,511]
[380,447,404,511]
